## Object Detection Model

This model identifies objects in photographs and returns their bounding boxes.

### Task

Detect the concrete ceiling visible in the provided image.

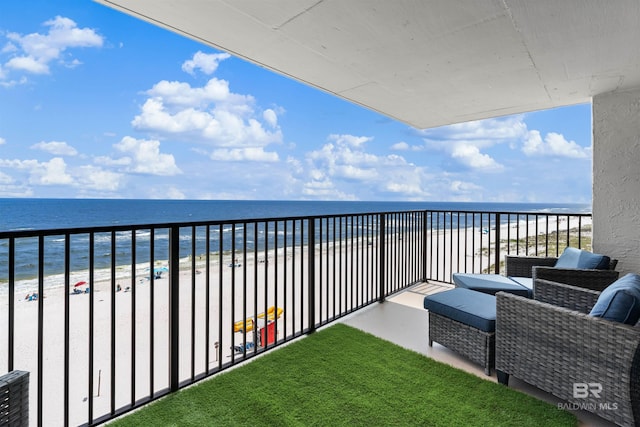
[96,0,640,129]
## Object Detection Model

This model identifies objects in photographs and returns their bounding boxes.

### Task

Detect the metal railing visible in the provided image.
[0,209,591,426]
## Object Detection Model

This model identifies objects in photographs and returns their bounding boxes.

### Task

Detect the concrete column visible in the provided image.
[592,88,640,275]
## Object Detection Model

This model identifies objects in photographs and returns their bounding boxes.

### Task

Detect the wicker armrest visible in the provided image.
[0,370,29,425]
[533,278,600,313]
[496,292,640,427]
[504,255,558,277]
[533,266,619,292]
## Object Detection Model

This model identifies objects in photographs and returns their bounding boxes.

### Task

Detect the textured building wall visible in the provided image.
[593,88,640,274]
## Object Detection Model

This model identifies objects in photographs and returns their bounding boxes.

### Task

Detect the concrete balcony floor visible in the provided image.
[341,282,615,427]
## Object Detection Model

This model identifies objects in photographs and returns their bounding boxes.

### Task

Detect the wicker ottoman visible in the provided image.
[423,288,496,375]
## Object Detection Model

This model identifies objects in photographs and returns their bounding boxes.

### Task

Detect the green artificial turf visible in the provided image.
[110,323,577,427]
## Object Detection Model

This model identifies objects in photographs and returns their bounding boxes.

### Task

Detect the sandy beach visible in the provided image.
[0,214,591,425]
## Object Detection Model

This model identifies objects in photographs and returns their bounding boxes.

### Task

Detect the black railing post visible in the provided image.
[379,214,386,302]
[169,226,180,392]
[8,238,14,372]
[422,212,428,282]
[494,214,501,274]
[308,218,316,333]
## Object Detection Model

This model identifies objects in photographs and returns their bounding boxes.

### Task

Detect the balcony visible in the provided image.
[344,283,615,427]
[0,208,610,426]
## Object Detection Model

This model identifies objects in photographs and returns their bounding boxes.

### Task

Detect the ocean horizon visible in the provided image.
[0,198,590,231]
[0,199,590,293]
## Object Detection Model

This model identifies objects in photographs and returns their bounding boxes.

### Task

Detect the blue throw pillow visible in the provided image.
[554,247,610,270]
[589,274,640,324]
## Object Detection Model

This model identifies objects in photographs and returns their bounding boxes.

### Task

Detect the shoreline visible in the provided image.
[0,214,592,296]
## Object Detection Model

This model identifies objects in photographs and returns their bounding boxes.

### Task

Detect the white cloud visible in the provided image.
[94,155,131,167]
[450,180,482,193]
[0,182,33,198]
[0,158,38,169]
[210,147,278,162]
[1,43,17,54]
[263,109,278,128]
[420,115,531,172]
[114,136,182,176]
[381,167,429,196]
[420,115,590,177]
[338,163,378,180]
[286,156,304,175]
[384,181,422,194]
[0,76,27,87]
[31,140,78,156]
[164,187,186,199]
[5,56,48,74]
[182,51,230,75]
[391,141,409,150]
[328,134,372,147]
[28,157,73,185]
[451,143,504,171]
[133,98,212,133]
[65,58,82,69]
[144,78,238,107]
[3,16,103,77]
[0,170,13,184]
[302,177,356,200]
[132,74,283,160]
[523,130,589,158]
[0,157,75,186]
[301,134,429,199]
[0,137,5,145]
[426,115,528,145]
[76,166,123,191]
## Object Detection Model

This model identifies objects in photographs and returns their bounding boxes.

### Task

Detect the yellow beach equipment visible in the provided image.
[234,306,283,333]
[233,318,254,333]
[257,306,283,322]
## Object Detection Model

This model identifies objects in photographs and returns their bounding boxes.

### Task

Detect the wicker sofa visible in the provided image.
[504,254,619,291]
[496,279,640,427]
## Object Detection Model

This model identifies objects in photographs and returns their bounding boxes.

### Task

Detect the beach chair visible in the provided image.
[505,247,619,291]
[454,247,619,297]
[496,275,640,426]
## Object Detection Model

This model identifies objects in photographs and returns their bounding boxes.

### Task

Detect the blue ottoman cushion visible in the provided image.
[453,273,532,298]
[554,247,611,270]
[423,288,496,332]
[508,276,533,293]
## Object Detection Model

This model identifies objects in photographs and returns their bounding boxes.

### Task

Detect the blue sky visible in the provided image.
[0,1,593,203]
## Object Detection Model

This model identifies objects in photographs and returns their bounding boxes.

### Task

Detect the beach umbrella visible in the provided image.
[74,281,87,288]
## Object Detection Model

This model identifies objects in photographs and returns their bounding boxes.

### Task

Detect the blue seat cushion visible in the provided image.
[554,247,610,270]
[453,273,531,298]
[423,288,496,332]
[508,276,533,293]
[589,273,640,324]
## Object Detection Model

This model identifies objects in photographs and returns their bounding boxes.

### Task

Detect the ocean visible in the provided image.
[0,199,590,292]
[0,199,590,231]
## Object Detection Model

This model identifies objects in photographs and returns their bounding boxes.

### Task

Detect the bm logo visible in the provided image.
[573,382,602,399]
